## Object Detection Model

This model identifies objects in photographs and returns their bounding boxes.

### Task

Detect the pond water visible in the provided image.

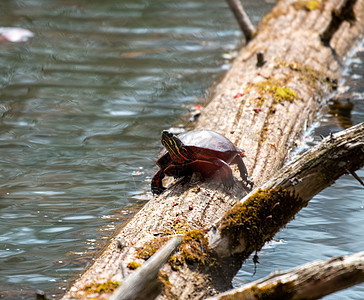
[0,0,363,299]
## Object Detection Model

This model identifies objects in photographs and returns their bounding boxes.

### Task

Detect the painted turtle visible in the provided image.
[151,129,253,195]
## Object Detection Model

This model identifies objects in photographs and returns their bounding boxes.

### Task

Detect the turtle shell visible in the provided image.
[157,129,242,168]
[177,130,240,153]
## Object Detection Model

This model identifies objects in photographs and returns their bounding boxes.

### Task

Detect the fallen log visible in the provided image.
[207,251,364,300]
[99,123,364,300]
[62,0,364,298]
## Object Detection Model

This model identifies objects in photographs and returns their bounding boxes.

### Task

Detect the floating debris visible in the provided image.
[0,27,34,42]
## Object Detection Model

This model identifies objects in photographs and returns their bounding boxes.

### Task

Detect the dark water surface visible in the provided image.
[0,0,363,299]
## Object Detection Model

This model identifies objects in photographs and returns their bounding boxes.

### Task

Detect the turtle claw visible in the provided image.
[246,177,254,191]
[242,177,254,192]
[179,174,192,186]
[215,168,234,191]
[152,186,166,195]
[222,177,235,191]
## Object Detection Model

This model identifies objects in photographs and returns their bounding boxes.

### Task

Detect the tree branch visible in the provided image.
[209,122,364,257]
[110,237,182,300]
[207,251,364,300]
[225,0,255,41]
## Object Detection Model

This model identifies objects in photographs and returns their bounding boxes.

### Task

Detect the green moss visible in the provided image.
[167,229,217,270]
[170,221,191,235]
[136,236,170,260]
[255,80,275,95]
[255,80,298,104]
[162,229,174,236]
[274,86,297,102]
[249,78,298,146]
[247,62,335,113]
[159,270,178,299]
[305,0,322,10]
[287,61,337,90]
[136,220,195,260]
[167,254,183,271]
[260,0,321,28]
[127,261,140,270]
[137,229,216,270]
[219,187,306,254]
[251,281,295,299]
[84,281,120,294]
[180,230,213,266]
[253,61,336,104]
[257,96,265,107]
[294,0,322,11]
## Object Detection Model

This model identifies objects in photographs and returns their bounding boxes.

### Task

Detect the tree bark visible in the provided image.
[62,0,364,298]
[207,251,364,300]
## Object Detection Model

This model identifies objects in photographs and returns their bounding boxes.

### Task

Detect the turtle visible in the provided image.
[151,129,253,195]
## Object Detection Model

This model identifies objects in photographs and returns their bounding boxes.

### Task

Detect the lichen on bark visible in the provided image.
[219,187,306,254]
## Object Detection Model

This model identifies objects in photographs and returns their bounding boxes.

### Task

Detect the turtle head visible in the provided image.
[161,131,185,161]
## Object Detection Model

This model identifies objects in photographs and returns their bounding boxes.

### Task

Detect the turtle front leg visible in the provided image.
[151,169,166,195]
[213,159,235,189]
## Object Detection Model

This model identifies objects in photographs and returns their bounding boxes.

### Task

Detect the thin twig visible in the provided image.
[225,0,255,41]
[346,168,364,187]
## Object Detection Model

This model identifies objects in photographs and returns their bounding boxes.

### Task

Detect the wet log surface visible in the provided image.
[62,0,364,298]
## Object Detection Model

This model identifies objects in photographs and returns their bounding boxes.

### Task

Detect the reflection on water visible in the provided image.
[328,98,354,128]
[0,0,275,298]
